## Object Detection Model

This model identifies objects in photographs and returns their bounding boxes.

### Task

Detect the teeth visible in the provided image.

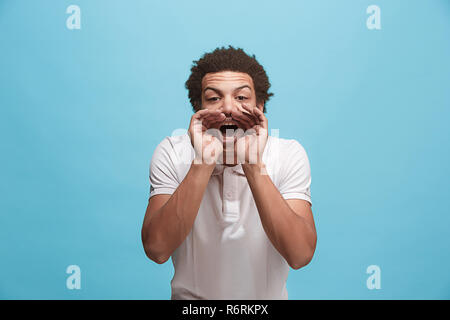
[221,118,234,126]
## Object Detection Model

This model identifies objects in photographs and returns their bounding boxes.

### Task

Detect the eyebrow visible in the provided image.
[203,85,252,94]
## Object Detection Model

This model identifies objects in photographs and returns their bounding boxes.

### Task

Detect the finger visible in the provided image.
[242,113,255,128]
[249,106,262,126]
[200,117,213,130]
[238,111,256,128]
[233,105,256,128]
[254,125,267,139]
[192,109,223,124]
[240,103,254,115]
[202,110,224,121]
[192,109,211,120]
[232,111,254,130]
[252,107,267,129]
[206,118,225,130]
[193,109,220,122]
[240,103,260,126]
[202,113,225,129]
[237,103,253,118]
[232,114,252,131]
[191,110,211,132]
[205,109,223,117]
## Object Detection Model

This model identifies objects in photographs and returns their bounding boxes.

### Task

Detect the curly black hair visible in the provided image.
[185,45,274,113]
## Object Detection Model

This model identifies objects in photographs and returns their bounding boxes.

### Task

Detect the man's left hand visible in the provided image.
[232,103,268,165]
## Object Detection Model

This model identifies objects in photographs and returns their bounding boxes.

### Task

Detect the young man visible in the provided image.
[141,46,316,300]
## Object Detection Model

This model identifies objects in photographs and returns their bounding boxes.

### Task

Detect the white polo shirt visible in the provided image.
[149,133,312,300]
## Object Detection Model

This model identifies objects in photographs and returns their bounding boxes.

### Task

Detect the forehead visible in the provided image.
[202,71,254,89]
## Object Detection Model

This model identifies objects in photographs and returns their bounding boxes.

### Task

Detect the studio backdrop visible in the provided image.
[1,0,449,299]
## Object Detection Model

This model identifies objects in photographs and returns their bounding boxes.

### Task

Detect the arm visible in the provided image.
[141,161,214,264]
[141,109,225,264]
[242,163,317,270]
[233,103,316,270]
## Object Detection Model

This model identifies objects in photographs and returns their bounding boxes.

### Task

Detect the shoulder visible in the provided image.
[265,137,312,191]
[265,136,308,161]
[153,133,192,158]
[151,133,194,172]
[264,136,310,180]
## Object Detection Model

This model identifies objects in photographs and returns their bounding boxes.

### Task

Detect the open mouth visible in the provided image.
[219,124,239,135]
[218,123,241,146]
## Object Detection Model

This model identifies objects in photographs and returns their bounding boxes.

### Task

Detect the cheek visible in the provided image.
[202,104,220,111]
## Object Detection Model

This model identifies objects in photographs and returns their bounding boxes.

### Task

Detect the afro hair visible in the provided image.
[185,45,274,113]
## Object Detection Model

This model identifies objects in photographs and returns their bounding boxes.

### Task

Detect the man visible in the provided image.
[141,46,316,299]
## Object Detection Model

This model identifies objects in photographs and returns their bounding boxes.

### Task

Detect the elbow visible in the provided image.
[288,242,317,270]
[143,245,170,264]
[149,253,170,265]
[141,228,171,265]
[289,253,313,270]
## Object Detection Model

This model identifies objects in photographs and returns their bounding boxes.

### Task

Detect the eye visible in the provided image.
[236,96,248,101]
[207,97,220,102]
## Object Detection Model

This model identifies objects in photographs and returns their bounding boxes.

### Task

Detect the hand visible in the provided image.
[231,104,268,165]
[188,109,226,165]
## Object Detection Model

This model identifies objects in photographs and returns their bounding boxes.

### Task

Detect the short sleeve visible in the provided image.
[149,137,180,199]
[278,140,312,205]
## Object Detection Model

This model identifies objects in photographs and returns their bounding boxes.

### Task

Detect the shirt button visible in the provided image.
[226,191,233,199]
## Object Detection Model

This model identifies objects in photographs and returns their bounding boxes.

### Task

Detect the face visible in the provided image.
[201,70,262,113]
[200,71,264,164]
[201,70,263,126]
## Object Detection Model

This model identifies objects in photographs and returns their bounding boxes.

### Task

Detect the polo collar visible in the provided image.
[212,164,245,176]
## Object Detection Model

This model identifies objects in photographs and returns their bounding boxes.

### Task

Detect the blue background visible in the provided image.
[1,0,449,299]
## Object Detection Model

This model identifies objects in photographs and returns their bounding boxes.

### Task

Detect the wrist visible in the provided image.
[242,162,268,176]
[190,159,216,175]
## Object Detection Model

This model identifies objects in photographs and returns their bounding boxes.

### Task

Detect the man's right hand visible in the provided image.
[188,109,225,165]
[143,109,226,264]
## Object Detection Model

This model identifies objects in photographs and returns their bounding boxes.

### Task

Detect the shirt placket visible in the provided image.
[222,167,239,223]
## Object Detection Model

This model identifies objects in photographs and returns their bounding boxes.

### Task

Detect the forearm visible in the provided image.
[142,161,214,263]
[242,163,316,269]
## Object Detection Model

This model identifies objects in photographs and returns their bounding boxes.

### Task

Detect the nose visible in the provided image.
[220,96,239,117]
